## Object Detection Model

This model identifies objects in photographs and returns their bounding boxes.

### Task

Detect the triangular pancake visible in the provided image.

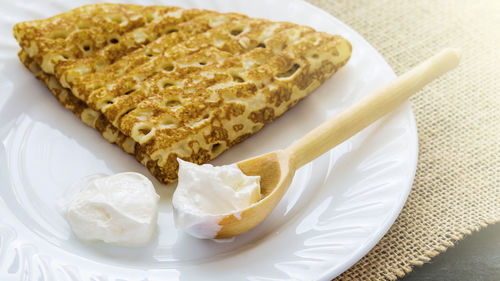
[14,3,352,183]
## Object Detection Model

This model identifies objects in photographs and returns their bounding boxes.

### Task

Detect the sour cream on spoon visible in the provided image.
[172,159,261,239]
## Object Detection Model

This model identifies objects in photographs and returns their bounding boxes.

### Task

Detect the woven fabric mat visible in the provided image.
[305,0,500,280]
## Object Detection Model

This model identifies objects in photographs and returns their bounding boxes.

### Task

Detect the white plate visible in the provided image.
[0,0,418,280]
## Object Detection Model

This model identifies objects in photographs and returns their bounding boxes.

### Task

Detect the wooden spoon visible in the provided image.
[215,48,461,238]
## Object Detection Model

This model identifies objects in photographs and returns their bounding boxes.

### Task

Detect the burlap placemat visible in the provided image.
[304,0,500,280]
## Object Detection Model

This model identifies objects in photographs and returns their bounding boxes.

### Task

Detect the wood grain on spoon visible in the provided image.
[217,48,461,238]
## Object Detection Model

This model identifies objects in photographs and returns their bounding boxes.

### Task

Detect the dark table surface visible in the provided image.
[401,223,500,281]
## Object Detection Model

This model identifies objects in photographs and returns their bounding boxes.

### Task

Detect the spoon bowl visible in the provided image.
[214,48,461,239]
[216,151,292,238]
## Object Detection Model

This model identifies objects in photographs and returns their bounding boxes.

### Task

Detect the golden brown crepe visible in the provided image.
[14,3,352,183]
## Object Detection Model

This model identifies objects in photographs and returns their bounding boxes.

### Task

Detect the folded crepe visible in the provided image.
[14,3,351,183]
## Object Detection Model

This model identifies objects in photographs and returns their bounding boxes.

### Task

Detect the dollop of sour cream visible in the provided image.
[172,159,261,239]
[66,172,160,246]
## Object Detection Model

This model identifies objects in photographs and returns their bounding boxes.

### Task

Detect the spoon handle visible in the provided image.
[286,48,461,169]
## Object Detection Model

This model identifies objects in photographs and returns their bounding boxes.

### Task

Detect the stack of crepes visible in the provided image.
[13,3,351,183]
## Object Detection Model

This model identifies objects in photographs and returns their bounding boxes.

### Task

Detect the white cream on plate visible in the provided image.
[172,159,261,239]
[66,172,160,246]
